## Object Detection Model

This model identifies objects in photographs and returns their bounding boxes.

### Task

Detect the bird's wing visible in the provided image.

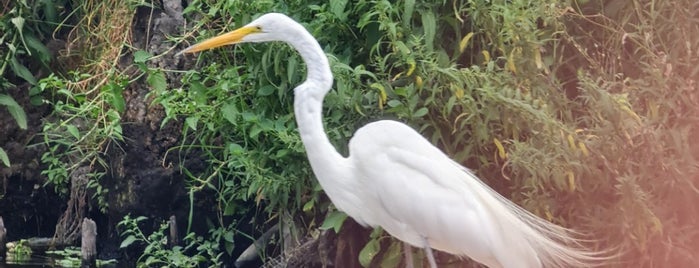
[347,120,504,265]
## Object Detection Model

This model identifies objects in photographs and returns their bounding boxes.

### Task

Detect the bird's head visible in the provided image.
[179,13,300,54]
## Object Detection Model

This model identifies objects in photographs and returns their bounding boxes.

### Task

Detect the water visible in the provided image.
[0,254,56,267]
[1,248,120,268]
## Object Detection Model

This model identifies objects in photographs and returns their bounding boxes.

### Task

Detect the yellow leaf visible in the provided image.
[406,58,416,76]
[648,100,658,119]
[481,50,490,64]
[566,170,576,192]
[493,138,507,160]
[459,32,475,53]
[620,105,642,124]
[414,76,423,89]
[455,88,464,99]
[567,134,576,150]
[452,83,464,99]
[370,83,387,110]
[545,207,553,221]
[578,141,589,156]
[614,93,642,124]
[507,49,517,73]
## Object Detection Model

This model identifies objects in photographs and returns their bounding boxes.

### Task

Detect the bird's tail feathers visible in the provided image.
[455,164,617,267]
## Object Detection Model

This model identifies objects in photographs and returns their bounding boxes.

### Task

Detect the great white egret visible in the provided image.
[180,13,606,268]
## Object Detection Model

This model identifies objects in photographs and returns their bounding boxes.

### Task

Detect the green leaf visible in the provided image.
[43,1,58,23]
[320,210,348,233]
[413,107,428,118]
[29,85,44,106]
[185,116,199,130]
[25,34,51,64]
[107,82,126,113]
[223,203,235,216]
[421,11,436,51]
[227,143,244,155]
[380,241,402,268]
[358,238,380,267]
[224,230,235,243]
[387,100,402,108]
[133,50,152,63]
[287,55,298,82]
[302,199,314,212]
[11,16,25,32]
[225,240,234,255]
[249,125,262,140]
[221,102,238,124]
[242,112,257,122]
[120,235,137,248]
[0,94,27,129]
[403,0,415,27]
[10,17,27,50]
[66,124,80,139]
[10,56,37,85]
[329,0,348,21]
[0,147,10,167]
[393,41,411,56]
[257,85,275,96]
[147,71,167,91]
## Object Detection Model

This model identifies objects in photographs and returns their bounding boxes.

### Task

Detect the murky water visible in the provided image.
[0,255,54,267]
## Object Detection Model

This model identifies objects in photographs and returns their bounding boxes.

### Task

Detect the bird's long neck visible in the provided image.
[290,27,346,178]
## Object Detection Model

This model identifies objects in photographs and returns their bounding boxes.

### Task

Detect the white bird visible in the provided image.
[181,13,606,268]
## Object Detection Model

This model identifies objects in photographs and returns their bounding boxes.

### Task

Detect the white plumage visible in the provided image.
[182,13,606,268]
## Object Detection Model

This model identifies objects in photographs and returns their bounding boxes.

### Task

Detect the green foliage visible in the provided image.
[319,210,347,233]
[176,0,586,265]
[555,1,699,266]
[163,2,388,263]
[358,228,404,268]
[118,215,225,267]
[0,147,10,167]
[0,0,58,86]
[0,94,28,130]
[0,0,62,168]
[170,0,697,266]
[0,93,26,167]
[37,72,124,207]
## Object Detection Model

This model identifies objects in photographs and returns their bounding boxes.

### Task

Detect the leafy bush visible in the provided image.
[118,215,226,267]
[0,0,59,167]
[175,0,699,266]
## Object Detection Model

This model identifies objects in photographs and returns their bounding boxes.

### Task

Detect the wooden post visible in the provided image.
[81,218,97,268]
[0,216,6,259]
[168,215,178,248]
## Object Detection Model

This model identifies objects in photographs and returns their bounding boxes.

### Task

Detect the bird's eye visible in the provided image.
[255,26,262,31]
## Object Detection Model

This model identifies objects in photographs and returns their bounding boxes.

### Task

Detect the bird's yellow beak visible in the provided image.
[180,26,260,54]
